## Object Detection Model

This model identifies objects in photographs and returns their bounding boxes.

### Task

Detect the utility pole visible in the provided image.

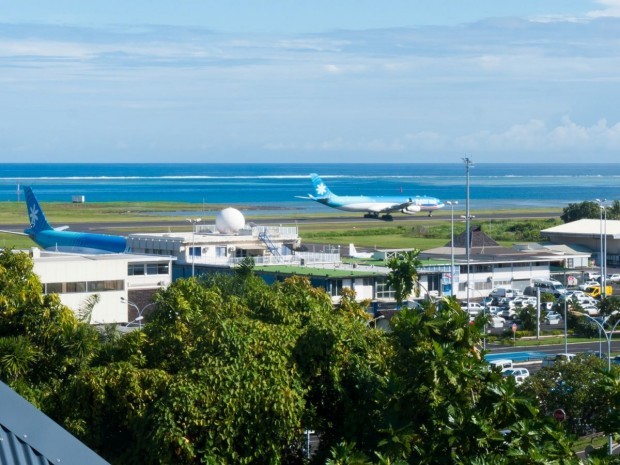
[463,157,472,310]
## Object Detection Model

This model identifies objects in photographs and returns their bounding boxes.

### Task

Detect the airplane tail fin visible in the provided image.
[24,187,53,233]
[310,173,333,198]
[349,243,357,255]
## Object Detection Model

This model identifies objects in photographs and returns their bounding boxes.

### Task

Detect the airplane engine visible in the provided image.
[401,205,421,215]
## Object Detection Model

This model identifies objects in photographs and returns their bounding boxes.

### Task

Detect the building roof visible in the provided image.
[447,226,500,248]
[541,219,620,238]
[0,382,109,465]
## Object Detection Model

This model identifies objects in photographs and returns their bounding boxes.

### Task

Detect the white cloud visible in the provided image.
[587,0,620,18]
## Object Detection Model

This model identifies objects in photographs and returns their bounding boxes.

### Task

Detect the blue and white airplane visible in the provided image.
[1,187,128,254]
[298,174,444,220]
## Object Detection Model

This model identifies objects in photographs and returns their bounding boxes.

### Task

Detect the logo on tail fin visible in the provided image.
[310,173,332,198]
[29,204,40,228]
[24,187,52,233]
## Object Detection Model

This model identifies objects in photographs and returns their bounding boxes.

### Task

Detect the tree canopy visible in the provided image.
[0,248,615,464]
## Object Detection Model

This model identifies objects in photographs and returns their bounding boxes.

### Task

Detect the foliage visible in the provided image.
[385,250,421,308]
[520,355,610,436]
[0,248,593,464]
[518,304,541,331]
[561,201,601,223]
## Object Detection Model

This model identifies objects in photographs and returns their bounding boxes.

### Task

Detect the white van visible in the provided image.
[531,279,567,296]
[490,288,514,299]
[489,359,513,371]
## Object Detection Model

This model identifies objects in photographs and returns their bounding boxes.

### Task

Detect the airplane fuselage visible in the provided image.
[318,195,444,213]
[27,229,128,254]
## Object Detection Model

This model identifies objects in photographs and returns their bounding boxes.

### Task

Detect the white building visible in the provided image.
[30,248,174,324]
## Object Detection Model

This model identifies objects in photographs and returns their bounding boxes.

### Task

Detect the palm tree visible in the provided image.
[385,250,421,308]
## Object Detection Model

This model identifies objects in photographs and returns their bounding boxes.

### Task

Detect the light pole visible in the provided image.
[120,297,156,329]
[596,199,607,297]
[186,217,202,277]
[366,314,385,328]
[447,200,458,297]
[469,286,488,351]
[576,312,620,455]
[463,157,473,312]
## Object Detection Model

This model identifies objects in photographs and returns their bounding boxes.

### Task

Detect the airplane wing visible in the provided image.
[366,201,411,213]
[0,229,28,236]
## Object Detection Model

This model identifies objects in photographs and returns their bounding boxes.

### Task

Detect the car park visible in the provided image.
[502,367,530,385]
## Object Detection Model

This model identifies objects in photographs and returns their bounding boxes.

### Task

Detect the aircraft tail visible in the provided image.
[349,243,357,255]
[24,187,53,233]
[310,173,333,198]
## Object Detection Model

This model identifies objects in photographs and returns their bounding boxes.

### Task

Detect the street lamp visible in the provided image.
[469,286,488,351]
[446,201,458,297]
[575,311,620,455]
[120,297,156,329]
[186,217,202,277]
[596,199,608,297]
[463,157,473,312]
[366,314,385,328]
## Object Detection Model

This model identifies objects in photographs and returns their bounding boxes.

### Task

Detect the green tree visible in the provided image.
[520,354,608,435]
[385,250,421,308]
[561,201,601,223]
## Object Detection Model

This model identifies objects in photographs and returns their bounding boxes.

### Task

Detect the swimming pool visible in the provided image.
[485,351,548,362]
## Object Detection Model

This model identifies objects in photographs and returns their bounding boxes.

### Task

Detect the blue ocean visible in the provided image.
[0,163,618,215]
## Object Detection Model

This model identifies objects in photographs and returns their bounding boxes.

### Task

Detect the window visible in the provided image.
[46,282,63,293]
[157,263,169,274]
[128,264,145,276]
[330,280,343,297]
[376,278,395,299]
[146,264,158,275]
[215,246,227,257]
[189,246,202,257]
[66,282,87,293]
[88,280,124,292]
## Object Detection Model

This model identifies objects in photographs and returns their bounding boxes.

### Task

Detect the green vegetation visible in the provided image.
[0,249,607,464]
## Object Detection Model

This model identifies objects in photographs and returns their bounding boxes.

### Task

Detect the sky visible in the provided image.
[1,0,620,163]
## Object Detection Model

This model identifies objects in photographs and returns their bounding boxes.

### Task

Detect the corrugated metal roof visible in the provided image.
[0,382,110,465]
[542,219,620,237]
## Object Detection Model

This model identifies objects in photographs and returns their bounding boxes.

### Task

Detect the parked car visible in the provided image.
[500,308,517,319]
[579,280,600,291]
[489,359,513,371]
[541,353,577,367]
[608,273,620,283]
[502,367,530,385]
[581,305,599,316]
[544,311,562,324]
[461,302,485,315]
[489,316,506,328]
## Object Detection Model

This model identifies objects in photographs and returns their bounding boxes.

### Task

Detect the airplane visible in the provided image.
[0,186,128,254]
[348,243,374,259]
[298,173,445,220]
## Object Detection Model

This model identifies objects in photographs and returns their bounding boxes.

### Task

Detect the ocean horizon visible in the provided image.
[1,163,618,214]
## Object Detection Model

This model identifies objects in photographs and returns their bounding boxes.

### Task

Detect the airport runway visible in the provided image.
[0,210,559,235]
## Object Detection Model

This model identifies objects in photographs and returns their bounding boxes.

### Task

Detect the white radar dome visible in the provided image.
[215,208,245,234]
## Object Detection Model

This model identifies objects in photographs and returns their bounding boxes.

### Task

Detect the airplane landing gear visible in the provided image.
[381,214,394,221]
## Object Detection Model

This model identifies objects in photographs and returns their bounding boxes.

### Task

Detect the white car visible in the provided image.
[544,311,562,324]
[608,274,620,283]
[582,305,599,316]
[490,316,506,328]
[579,280,600,291]
[542,353,577,367]
[502,367,530,385]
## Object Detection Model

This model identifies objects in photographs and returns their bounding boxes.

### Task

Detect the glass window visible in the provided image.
[88,280,124,292]
[128,264,145,276]
[157,263,169,274]
[46,282,63,293]
[190,246,202,257]
[330,280,343,297]
[66,282,87,293]
[146,264,158,275]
